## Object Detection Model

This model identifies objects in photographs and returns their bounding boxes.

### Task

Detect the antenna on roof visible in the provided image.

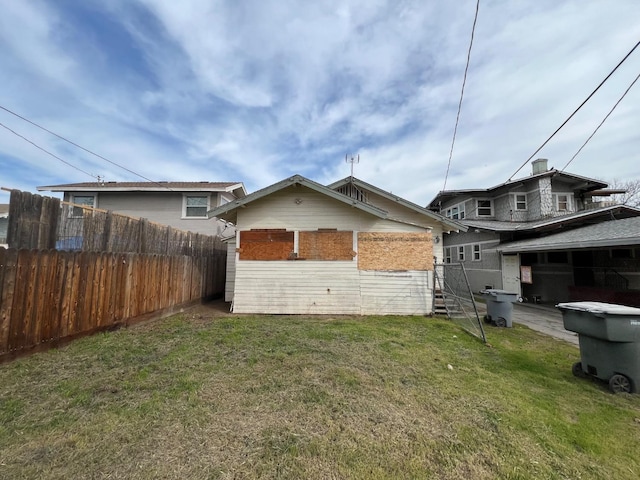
[345,154,359,178]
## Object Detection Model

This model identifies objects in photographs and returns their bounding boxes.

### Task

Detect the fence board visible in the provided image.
[35,250,52,344]
[69,252,83,336]
[51,251,67,340]
[9,250,29,351]
[95,253,106,327]
[0,249,17,354]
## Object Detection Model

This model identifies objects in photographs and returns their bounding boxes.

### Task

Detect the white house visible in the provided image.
[208,175,465,315]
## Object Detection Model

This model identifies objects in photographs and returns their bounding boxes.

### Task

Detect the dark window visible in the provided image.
[547,251,568,264]
[477,200,492,216]
[612,249,632,259]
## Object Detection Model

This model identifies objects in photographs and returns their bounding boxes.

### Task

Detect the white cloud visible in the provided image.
[1,0,639,207]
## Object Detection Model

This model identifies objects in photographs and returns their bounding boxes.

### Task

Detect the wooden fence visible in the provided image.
[5,188,226,256]
[0,247,226,360]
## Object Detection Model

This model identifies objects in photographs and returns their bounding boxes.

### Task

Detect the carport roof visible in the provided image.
[498,217,640,253]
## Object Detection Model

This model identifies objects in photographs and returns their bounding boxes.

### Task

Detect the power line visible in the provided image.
[506,39,640,182]
[0,104,173,190]
[0,121,99,180]
[561,72,640,171]
[442,0,480,192]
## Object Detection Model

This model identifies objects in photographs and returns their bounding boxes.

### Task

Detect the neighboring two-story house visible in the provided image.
[427,159,640,305]
[37,181,247,236]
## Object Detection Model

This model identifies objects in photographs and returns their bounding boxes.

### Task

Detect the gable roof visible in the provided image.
[462,204,640,233]
[208,175,387,223]
[208,174,466,231]
[498,217,640,253]
[328,176,465,232]
[427,168,607,209]
[37,181,247,197]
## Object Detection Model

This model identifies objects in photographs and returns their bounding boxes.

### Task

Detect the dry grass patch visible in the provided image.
[1,309,639,479]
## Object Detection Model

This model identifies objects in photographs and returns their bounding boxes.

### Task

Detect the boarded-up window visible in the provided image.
[239,230,294,260]
[358,232,433,271]
[298,230,354,260]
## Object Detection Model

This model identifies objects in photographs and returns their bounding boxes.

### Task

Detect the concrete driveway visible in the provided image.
[511,303,578,345]
[474,299,578,345]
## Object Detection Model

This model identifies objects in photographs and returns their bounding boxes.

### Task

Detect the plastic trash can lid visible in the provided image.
[480,289,517,295]
[556,301,640,315]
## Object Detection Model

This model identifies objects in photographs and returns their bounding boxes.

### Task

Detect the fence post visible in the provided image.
[102,211,113,251]
[139,218,148,254]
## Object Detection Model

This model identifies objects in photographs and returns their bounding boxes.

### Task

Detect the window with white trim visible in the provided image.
[183,194,210,218]
[445,202,465,220]
[444,247,452,264]
[458,245,465,261]
[70,194,96,218]
[515,194,527,211]
[473,244,481,261]
[554,194,571,212]
[218,194,230,206]
[476,199,493,217]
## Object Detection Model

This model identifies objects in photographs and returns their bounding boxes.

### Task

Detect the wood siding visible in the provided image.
[232,261,433,315]
[360,271,431,315]
[237,188,377,231]
[225,240,236,303]
[232,261,361,314]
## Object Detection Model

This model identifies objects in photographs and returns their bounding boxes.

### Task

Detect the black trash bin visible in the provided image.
[557,301,640,393]
[480,289,519,327]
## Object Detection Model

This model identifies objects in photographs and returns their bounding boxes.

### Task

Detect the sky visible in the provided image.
[1,0,639,206]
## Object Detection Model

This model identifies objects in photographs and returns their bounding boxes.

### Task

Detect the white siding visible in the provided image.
[359,271,432,315]
[236,187,436,233]
[232,261,361,314]
[225,239,236,302]
[232,261,434,315]
[237,188,380,231]
[88,192,224,235]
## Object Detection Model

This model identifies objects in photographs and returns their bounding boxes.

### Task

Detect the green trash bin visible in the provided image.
[480,289,519,328]
[557,301,640,393]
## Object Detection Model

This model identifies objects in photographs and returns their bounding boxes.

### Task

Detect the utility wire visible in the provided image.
[442,0,480,191]
[506,39,640,182]
[0,121,98,180]
[0,104,173,190]
[561,72,640,171]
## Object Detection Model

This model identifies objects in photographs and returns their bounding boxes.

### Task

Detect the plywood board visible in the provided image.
[298,231,354,261]
[357,232,433,271]
[239,230,294,260]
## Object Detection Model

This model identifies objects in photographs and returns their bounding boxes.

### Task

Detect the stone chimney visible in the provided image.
[532,158,548,175]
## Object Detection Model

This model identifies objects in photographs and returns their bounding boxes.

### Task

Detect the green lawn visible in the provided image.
[1,307,639,479]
